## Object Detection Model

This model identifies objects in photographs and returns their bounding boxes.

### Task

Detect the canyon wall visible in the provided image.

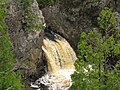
[6,0,45,89]
[42,0,120,50]
[5,0,120,89]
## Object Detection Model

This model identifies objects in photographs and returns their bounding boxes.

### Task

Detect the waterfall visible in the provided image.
[31,32,77,90]
[42,32,77,74]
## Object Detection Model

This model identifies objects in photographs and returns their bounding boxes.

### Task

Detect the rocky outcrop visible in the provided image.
[6,0,45,89]
[42,0,120,50]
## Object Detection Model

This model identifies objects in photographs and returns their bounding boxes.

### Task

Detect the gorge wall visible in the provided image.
[42,0,120,50]
[5,0,120,89]
[6,0,45,89]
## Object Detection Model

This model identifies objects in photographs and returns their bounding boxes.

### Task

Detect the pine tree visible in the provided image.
[70,7,120,90]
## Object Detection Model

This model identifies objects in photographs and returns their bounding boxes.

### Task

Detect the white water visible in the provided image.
[34,68,75,90]
[31,32,77,90]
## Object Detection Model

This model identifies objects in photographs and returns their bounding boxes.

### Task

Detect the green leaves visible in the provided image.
[0,1,24,90]
[70,7,120,90]
[97,7,115,30]
[22,0,42,31]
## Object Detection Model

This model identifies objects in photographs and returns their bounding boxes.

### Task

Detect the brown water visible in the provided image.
[32,33,77,90]
[42,33,77,74]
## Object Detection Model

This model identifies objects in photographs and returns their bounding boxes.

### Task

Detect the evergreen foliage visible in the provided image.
[97,7,115,30]
[0,1,24,90]
[70,7,120,90]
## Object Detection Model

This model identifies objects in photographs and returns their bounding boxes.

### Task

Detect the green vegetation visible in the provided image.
[0,1,24,90]
[97,7,115,30]
[70,7,120,90]
[22,0,42,31]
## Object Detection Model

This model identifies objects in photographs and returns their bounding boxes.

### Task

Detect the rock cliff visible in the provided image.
[6,0,45,89]
[42,0,120,50]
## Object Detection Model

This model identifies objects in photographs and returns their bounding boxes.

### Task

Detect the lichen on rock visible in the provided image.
[6,0,45,88]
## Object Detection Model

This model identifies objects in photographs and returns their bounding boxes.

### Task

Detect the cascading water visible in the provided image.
[31,31,77,90]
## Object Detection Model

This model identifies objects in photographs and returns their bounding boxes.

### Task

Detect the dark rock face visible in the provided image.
[6,0,45,89]
[42,0,120,50]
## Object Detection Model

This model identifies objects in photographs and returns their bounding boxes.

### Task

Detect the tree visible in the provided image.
[70,7,120,90]
[0,1,24,90]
